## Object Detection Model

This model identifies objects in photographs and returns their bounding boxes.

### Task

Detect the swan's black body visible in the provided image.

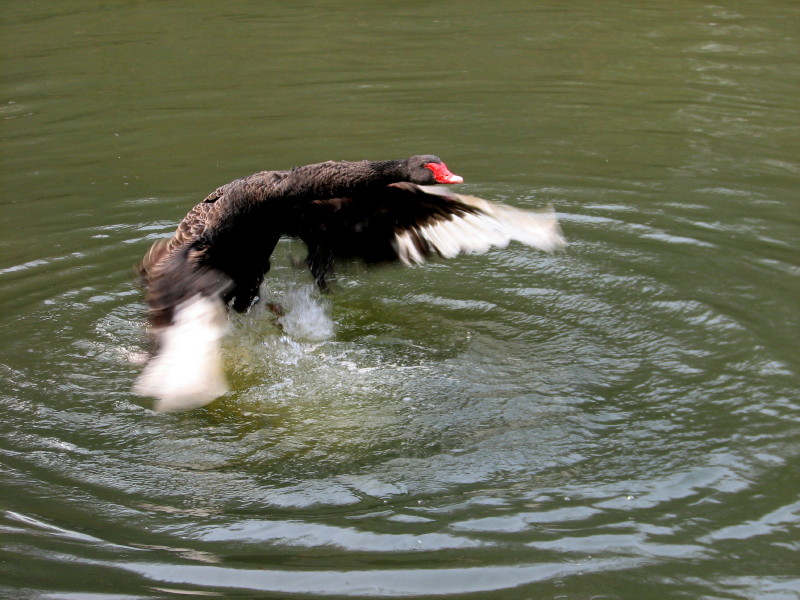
[138,155,466,328]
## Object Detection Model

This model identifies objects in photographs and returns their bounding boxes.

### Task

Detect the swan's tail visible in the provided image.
[133,294,229,412]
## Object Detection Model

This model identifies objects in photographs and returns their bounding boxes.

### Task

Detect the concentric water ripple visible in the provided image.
[2,1,799,598]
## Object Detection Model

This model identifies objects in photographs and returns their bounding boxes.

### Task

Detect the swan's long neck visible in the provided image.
[277,159,406,199]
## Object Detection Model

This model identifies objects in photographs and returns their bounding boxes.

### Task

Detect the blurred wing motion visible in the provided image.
[132,294,229,413]
[288,182,566,287]
[134,204,234,413]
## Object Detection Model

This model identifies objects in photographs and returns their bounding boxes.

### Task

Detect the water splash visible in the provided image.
[275,284,334,342]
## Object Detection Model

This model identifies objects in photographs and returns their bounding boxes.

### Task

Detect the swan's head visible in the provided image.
[405,155,464,185]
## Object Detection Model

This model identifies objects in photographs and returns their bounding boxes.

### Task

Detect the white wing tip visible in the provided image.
[393,198,566,264]
[133,295,229,413]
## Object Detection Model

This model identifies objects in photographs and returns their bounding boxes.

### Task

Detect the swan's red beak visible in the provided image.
[425,162,464,184]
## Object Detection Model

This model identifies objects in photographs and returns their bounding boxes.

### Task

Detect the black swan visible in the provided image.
[134,155,565,411]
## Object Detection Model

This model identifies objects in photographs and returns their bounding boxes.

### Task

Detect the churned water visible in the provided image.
[1,2,798,598]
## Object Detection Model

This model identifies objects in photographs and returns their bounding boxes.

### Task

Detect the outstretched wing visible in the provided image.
[389,184,565,264]
[137,202,231,329]
[287,182,565,287]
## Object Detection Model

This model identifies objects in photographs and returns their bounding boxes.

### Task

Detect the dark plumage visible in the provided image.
[134,155,565,411]
[138,155,461,328]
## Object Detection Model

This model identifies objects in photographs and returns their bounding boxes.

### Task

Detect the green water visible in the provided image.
[1,2,799,598]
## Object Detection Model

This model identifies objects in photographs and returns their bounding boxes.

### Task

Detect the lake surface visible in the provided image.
[2,2,799,598]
